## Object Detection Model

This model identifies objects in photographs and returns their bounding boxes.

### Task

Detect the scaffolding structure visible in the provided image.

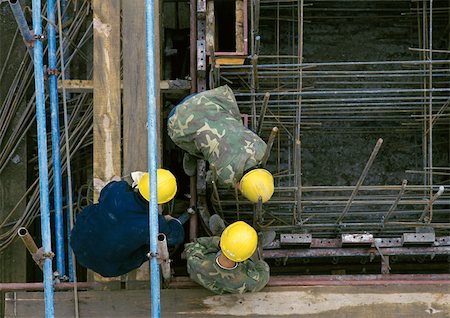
[0,0,449,312]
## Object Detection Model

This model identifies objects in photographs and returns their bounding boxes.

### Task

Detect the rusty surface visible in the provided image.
[262,246,450,258]
[0,282,95,292]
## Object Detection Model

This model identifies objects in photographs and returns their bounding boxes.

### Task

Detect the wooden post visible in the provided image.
[123,0,148,176]
[92,0,121,201]
[92,0,121,283]
[122,0,162,283]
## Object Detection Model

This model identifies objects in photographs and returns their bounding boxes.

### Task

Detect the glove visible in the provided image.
[131,171,146,187]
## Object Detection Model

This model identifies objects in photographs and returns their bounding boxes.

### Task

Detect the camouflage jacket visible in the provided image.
[168,85,267,186]
[184,236,270,294]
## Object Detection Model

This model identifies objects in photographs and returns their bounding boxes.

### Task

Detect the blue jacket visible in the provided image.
[70,181,184,277]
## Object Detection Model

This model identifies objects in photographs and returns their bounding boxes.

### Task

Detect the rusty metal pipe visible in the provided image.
[256,92,270,136]
[261,126,278,167]
[18,227,44,271]
[18,227,38,254]
[0,282,95,292]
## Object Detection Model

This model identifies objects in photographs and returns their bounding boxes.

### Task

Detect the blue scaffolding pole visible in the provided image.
[145,0,161,316]
[32,0,55,316]
[47,0,65,279]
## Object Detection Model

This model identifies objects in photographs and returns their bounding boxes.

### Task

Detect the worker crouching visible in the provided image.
[167,85,275,203]
[184,219,270,294]
[70,169,188,277]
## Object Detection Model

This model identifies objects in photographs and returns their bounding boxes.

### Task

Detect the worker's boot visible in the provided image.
[209,214,226,236]
[183,152,197,177]
[258,230,276,248]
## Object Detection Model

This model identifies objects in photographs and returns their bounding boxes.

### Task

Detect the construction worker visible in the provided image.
[70,169,189,277]
[167,85,274,203]
[184,215,272,294]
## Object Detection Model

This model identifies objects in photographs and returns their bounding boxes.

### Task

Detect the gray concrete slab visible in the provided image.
[5,284,450,317]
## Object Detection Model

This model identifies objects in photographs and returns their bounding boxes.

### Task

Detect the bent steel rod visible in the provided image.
[383,180,408,224]
[261,127,278,167]
[419,185,445,222]
[336,138,383,224]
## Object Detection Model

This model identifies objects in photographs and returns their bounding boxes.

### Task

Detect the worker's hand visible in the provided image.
[131,171,146,187]
[110,175,121,182]
[164,215,175,222]
[93,178,106,193]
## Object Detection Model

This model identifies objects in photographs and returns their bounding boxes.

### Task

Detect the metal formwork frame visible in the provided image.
[204,0,450,267]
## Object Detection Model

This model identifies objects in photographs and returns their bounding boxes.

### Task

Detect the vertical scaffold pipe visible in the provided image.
[47,0,65,279]
[32,0,55,317]
[145,0,161,317]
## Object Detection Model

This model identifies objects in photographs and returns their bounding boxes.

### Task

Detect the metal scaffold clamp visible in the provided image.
[25,31,46,48]
[44,65,60,79]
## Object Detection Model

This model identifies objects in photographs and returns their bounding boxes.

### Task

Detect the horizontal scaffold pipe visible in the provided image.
[0,282,95,292]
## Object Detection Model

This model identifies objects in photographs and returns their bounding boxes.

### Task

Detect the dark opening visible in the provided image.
[215,0,236,52]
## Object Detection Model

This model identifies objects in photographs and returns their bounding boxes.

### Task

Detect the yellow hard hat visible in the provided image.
[239,168,274,203]
[138,169,177,204]
[220,221,257,262]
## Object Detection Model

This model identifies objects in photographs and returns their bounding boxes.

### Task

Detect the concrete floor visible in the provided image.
[5,284,450,317]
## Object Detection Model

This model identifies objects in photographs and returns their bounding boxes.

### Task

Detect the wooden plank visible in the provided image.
[214,57,246,66]
[5,285,450,317]
[160,79,191,91]
[57,79,189,93]
[206,0,215,52]
[236,0,244,53]
[57,79,95,93]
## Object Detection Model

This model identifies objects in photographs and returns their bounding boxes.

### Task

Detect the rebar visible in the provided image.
[208,0,450,239]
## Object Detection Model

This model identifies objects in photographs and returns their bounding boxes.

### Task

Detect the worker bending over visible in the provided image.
[184,216,271,294]
[168,85,274,203]
[70,169,188,277]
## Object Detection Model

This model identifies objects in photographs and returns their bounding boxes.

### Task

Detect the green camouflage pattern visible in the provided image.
[168,85,267,186]
[184,236,270,295]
